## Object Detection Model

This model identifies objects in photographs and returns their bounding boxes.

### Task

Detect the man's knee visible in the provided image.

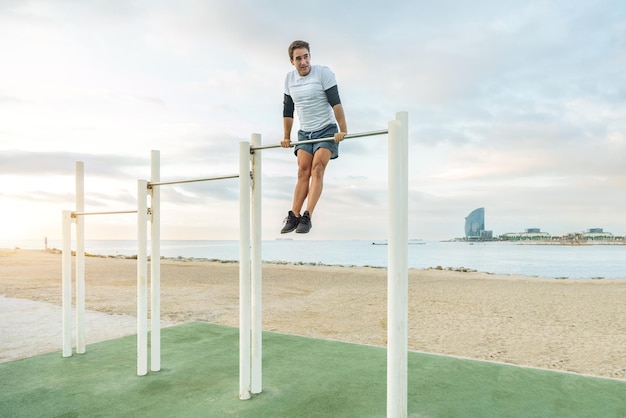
[311,162,326,179]
[297,166,311,180]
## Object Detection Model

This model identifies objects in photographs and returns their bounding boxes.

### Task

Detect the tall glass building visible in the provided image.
[465,207,485,238]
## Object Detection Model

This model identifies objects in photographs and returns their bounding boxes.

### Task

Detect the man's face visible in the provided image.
[290,48,311,76]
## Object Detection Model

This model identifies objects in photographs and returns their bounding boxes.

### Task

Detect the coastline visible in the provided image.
[36,246,625,280]
[2,249,626,380]
[4,239,626,279]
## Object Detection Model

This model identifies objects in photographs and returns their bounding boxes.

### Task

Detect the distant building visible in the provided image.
[464,208,492,239]
[583,228,614,241]
[500,228,550,241]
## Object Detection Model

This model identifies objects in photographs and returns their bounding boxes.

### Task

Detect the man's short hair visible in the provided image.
[288,40,310,59]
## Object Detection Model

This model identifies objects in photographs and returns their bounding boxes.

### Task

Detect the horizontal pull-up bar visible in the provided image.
[72,210,137,217]
[250,129,388,151]
[149,174,239,187]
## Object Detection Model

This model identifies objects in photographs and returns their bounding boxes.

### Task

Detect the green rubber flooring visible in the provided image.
[1,322,625,417]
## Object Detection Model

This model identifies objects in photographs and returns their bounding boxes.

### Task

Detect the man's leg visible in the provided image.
[295,148,331,234]
[281,149,315,234]
[291,149,313,215]
[304,147,332,217]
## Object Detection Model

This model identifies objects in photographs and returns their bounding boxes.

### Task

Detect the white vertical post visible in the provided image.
[75,161,86,354]
[150,150,161,372]
[250,134,263,394]
[387,111,409,417]
[62,210,73,358]
[137,179,149,376]
[239,141,252,400]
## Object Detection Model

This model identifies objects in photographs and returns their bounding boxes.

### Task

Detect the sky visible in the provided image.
[1,0,625,244]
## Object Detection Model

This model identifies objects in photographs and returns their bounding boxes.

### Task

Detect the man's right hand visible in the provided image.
[280,138,291,148]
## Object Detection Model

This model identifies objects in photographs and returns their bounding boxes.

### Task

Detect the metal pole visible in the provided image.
[250,129,388,151]
[137,179,148,376]
[75,162,86,354]
[149,174,239,187]
[387,112,409,417]
[239,141,252,400]
[250,134,263,394]
[72,210,137,216]
[150,150,161,372]
[62,210,73,357]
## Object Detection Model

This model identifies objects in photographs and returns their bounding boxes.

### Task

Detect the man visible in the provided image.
[280,40,348,234]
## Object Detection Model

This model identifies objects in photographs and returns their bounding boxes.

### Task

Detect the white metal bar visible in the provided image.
[149,174,239,187]
[72,210,137,216]
[250,129,388,151]
[239,141,252,400]
[137,179,149,376]
[75,162,86,354]
[62,210,73,358]
[387,112,409,417]
[150,150,161,372]
[250,133,263,394]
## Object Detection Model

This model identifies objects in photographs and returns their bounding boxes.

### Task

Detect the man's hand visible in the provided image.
[334,132,347,143]
[280,138,291,148]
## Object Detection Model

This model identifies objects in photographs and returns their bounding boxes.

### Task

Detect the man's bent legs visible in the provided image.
[284,147,330,234]
[291,150,313,215]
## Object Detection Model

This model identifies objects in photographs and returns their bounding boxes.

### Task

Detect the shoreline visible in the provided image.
[36,246,624,281]
[3,239,626,280]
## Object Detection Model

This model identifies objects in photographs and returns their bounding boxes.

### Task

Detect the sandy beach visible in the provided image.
[1,248,625,380]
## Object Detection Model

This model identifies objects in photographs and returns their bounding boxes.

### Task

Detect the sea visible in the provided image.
[4,239,626,280]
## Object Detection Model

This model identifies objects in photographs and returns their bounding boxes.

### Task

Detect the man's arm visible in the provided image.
[281,117,294,148]
[325,85,347,142]
[332,104,347,142]
[281,93,295,148]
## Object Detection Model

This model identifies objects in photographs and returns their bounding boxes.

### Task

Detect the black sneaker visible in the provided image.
[295,211,311,234]
[281,211,300,234]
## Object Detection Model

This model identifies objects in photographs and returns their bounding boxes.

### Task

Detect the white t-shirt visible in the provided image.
[284,65,337,132]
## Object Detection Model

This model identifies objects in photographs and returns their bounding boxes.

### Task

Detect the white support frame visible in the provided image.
[137,179,149,376]
[387,112,409,417]
[61,111,409,415]
[61,210,72,358]
[150,150,161,372]
[250,133,263,394]
[244,112,409,415]
[75,162,86,355]
[238,141,252,399]
[135,151,241,378]
[61,162,137,359]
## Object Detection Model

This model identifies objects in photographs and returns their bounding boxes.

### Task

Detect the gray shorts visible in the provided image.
[294,124,339,159]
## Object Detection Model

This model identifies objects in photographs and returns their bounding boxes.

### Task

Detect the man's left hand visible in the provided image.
[334,132,347,143]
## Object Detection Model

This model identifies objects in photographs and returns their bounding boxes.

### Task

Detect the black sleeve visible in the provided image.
[325,85,341,107]
[283,94,294,118]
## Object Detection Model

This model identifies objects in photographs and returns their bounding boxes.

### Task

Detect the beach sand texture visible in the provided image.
[1,249,625,380]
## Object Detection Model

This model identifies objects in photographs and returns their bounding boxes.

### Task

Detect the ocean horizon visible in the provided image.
[3,238,626,280]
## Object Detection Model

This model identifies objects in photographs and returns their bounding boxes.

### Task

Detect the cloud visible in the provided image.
[0,94,28,105]
[158,179,239,205]
[0,150,146,177]
[0,189,73,204]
